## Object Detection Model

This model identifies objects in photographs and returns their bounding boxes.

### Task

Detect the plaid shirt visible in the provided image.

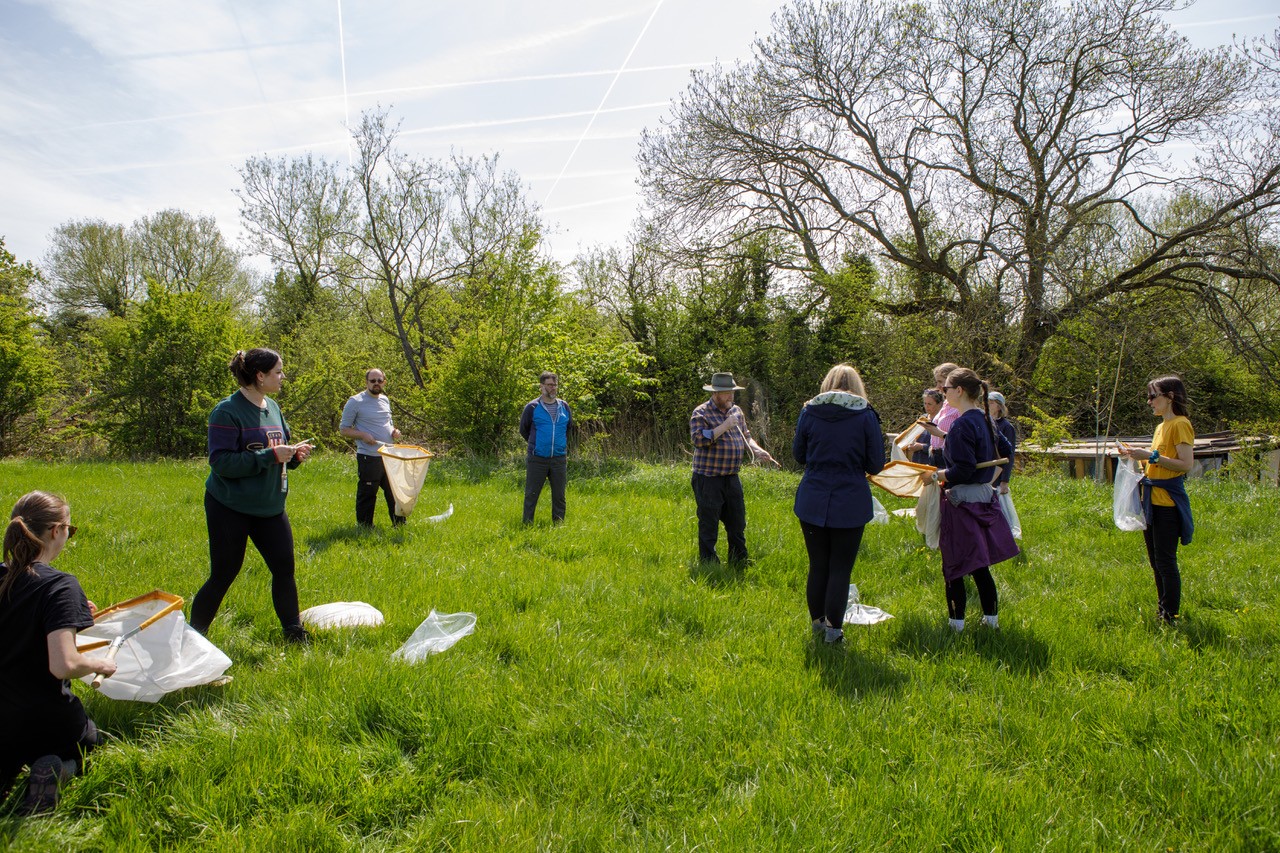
[690,398,751,476]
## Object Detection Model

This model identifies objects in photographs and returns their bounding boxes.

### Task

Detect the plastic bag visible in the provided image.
[870,497,889,525]
[392,610,476,662]
[1113,458,1146,531]
[999,492,1022,540]
[915,483,941,549]
[301,601,385,629]
[843,584,894,625]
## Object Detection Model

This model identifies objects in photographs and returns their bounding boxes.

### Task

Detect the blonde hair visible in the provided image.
[932,362,960,385]
[820,364,867,398]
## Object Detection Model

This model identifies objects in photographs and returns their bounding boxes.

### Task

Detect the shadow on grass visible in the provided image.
[87,681,236,742]
[305,522,414,554]
[892,614,1052,674]
[803,641,908,699]
[688,558,747,588]
[1168,613,1229,650]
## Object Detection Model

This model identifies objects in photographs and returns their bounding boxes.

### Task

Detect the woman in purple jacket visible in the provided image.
[925,368,1019,632]
[792,364,885,644]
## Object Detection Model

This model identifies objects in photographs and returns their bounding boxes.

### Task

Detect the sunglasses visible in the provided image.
[56,523,77,539]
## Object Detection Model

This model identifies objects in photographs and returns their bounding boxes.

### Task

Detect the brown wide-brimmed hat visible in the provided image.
[703,372,746,392]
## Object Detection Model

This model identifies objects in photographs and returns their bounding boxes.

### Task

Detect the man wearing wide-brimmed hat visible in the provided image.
[689,372,779,564]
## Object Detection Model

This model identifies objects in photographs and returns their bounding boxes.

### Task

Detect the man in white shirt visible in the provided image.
[339,369,404,528]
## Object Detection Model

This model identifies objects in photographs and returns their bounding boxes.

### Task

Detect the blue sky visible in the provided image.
[0,0,1275,272]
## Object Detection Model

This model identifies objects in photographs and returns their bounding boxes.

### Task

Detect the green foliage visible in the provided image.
[428,234,560,453]
[89,290,246,456]
[1021,402,1074,449]
[276,314,399,451]
[2,460,1279,849]
[0,239,57,455]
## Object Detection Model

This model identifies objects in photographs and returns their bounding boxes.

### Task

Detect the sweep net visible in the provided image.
[890,422,928,462]
[867,460,936,499]
[76,591,231,702]
[378,444,435,516]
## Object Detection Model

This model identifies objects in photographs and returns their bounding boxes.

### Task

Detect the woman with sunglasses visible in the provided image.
[923,368,1019,632]
[1119,376,1195,623]
[919,362,961,467]
[1,491,117,815]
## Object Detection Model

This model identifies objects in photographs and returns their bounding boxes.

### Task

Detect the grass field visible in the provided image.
[1,455,1277,851]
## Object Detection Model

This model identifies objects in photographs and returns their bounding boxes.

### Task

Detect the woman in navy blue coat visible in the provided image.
[792,364,885,644]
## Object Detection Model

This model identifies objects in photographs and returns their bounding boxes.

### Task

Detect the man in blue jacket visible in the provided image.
[519,371,573,524]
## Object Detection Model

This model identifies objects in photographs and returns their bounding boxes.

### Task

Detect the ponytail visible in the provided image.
[980,380,1000,457]
[2,491,68,601]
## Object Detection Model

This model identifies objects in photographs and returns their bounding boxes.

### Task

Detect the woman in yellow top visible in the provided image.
[1120,375,1195,623]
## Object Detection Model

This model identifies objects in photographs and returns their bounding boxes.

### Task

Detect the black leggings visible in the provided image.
[945,567,998,620]
[800,521,866,629]
[1143,504,1181,620]
[191,492,302,634]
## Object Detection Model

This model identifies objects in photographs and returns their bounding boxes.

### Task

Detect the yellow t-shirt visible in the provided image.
[1144,415,1194,507]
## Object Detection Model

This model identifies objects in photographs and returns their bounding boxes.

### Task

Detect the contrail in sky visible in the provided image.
[543,0,666,206]
[338,0,352,166]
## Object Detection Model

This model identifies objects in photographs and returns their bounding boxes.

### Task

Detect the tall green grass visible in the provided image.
[1,456,1277,851]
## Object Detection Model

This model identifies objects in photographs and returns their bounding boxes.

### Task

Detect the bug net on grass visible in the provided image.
[76,590,231,702]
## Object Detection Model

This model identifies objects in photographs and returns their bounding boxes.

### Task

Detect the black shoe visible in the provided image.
[283,626,311,645]
[19,755,67,816]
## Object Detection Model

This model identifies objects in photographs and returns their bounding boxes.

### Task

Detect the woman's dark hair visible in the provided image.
[1148,375,1190,417]
[2,491,68,600]
[922,389,944,405]
[229,348,281,387]
[947,367,1001,457]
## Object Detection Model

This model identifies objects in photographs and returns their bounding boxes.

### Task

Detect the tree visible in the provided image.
[43,219,138,317]
[638,0,1280,387]
[90,290,245,457]
[131,209,254,303]
[43,211,256,318]
[238,109,545,389]
[0,239,57,454]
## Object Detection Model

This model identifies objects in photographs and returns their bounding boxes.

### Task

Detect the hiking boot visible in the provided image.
[19,755,68,816]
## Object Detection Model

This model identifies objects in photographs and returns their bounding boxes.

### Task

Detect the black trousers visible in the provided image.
[524,455,567,523]
[800,521,866,628]
[691,472,747,563]
[1143,504,1182,619]
[0,719,100,799]
[357,453,404,527]
[946,567,998,620]
[191,492,302,635]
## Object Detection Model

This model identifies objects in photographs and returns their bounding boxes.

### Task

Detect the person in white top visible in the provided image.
[339,369,404,528]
